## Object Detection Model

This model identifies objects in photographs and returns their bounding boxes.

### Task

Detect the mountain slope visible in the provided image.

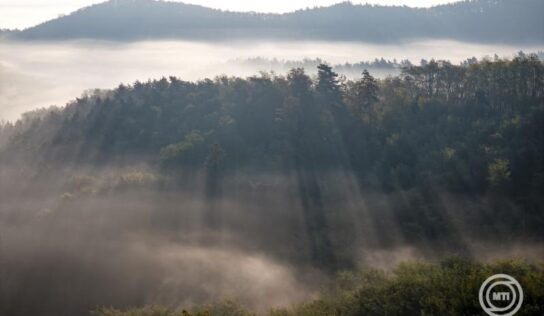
[1,57,544,316]
[12,0,544,43]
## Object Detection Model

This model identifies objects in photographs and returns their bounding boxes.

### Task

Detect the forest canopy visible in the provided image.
[2,53,543,196]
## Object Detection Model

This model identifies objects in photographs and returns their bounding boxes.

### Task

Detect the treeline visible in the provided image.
[233,57,410,78]
[235,57,411,70]
[92,258,544,316]
[2,54,543,195]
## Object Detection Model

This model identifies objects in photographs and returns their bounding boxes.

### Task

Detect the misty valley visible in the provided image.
[2,39,541,122]
[0,0,544,316]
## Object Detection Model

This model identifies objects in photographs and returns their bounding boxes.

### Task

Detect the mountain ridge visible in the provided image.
[9,0,544,44]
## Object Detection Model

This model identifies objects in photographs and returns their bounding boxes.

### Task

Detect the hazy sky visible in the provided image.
[1,0,456,29]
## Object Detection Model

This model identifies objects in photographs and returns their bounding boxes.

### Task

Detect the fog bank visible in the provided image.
[1,164,542,315]
[1,39,542,121]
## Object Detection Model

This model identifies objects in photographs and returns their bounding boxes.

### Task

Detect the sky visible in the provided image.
[0,0,456,29]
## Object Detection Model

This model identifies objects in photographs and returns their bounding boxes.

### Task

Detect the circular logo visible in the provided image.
[479,274,523,316]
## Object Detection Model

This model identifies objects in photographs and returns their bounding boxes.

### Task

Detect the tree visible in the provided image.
[348,69,379,123]
[287,67,312,99]
[488,159,511,187]
[316,63,342,107]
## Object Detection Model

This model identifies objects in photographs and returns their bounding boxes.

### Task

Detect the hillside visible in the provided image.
[11,0,544,44]
[3,1,544,315]
[2,56,543,240]
[1,54,544,316]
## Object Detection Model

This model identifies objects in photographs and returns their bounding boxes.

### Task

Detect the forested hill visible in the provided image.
[11,0,544,44]
[1,55,544,280]
[1,55,543,199]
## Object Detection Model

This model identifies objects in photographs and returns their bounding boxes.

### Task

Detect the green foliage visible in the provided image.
[94,259,544,316]
[271,258,544,316]
[116,171,161,189]
[488,158,511,186]
[192,300,256,316]
[92,306,180,316]
[160,130,207,166]
[60,170,164,200]
[346,69,379,123]
[92,301,255,316]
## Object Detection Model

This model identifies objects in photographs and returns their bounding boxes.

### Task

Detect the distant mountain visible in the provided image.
[0,29,18,39]
[9,0,544,43]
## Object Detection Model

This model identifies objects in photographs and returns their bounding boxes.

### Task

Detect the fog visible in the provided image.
[1,39,542,121]
[0,162,542,315]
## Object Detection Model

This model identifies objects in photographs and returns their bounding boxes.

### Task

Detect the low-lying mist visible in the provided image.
[0,164,542,316]
[1,39,542,121]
